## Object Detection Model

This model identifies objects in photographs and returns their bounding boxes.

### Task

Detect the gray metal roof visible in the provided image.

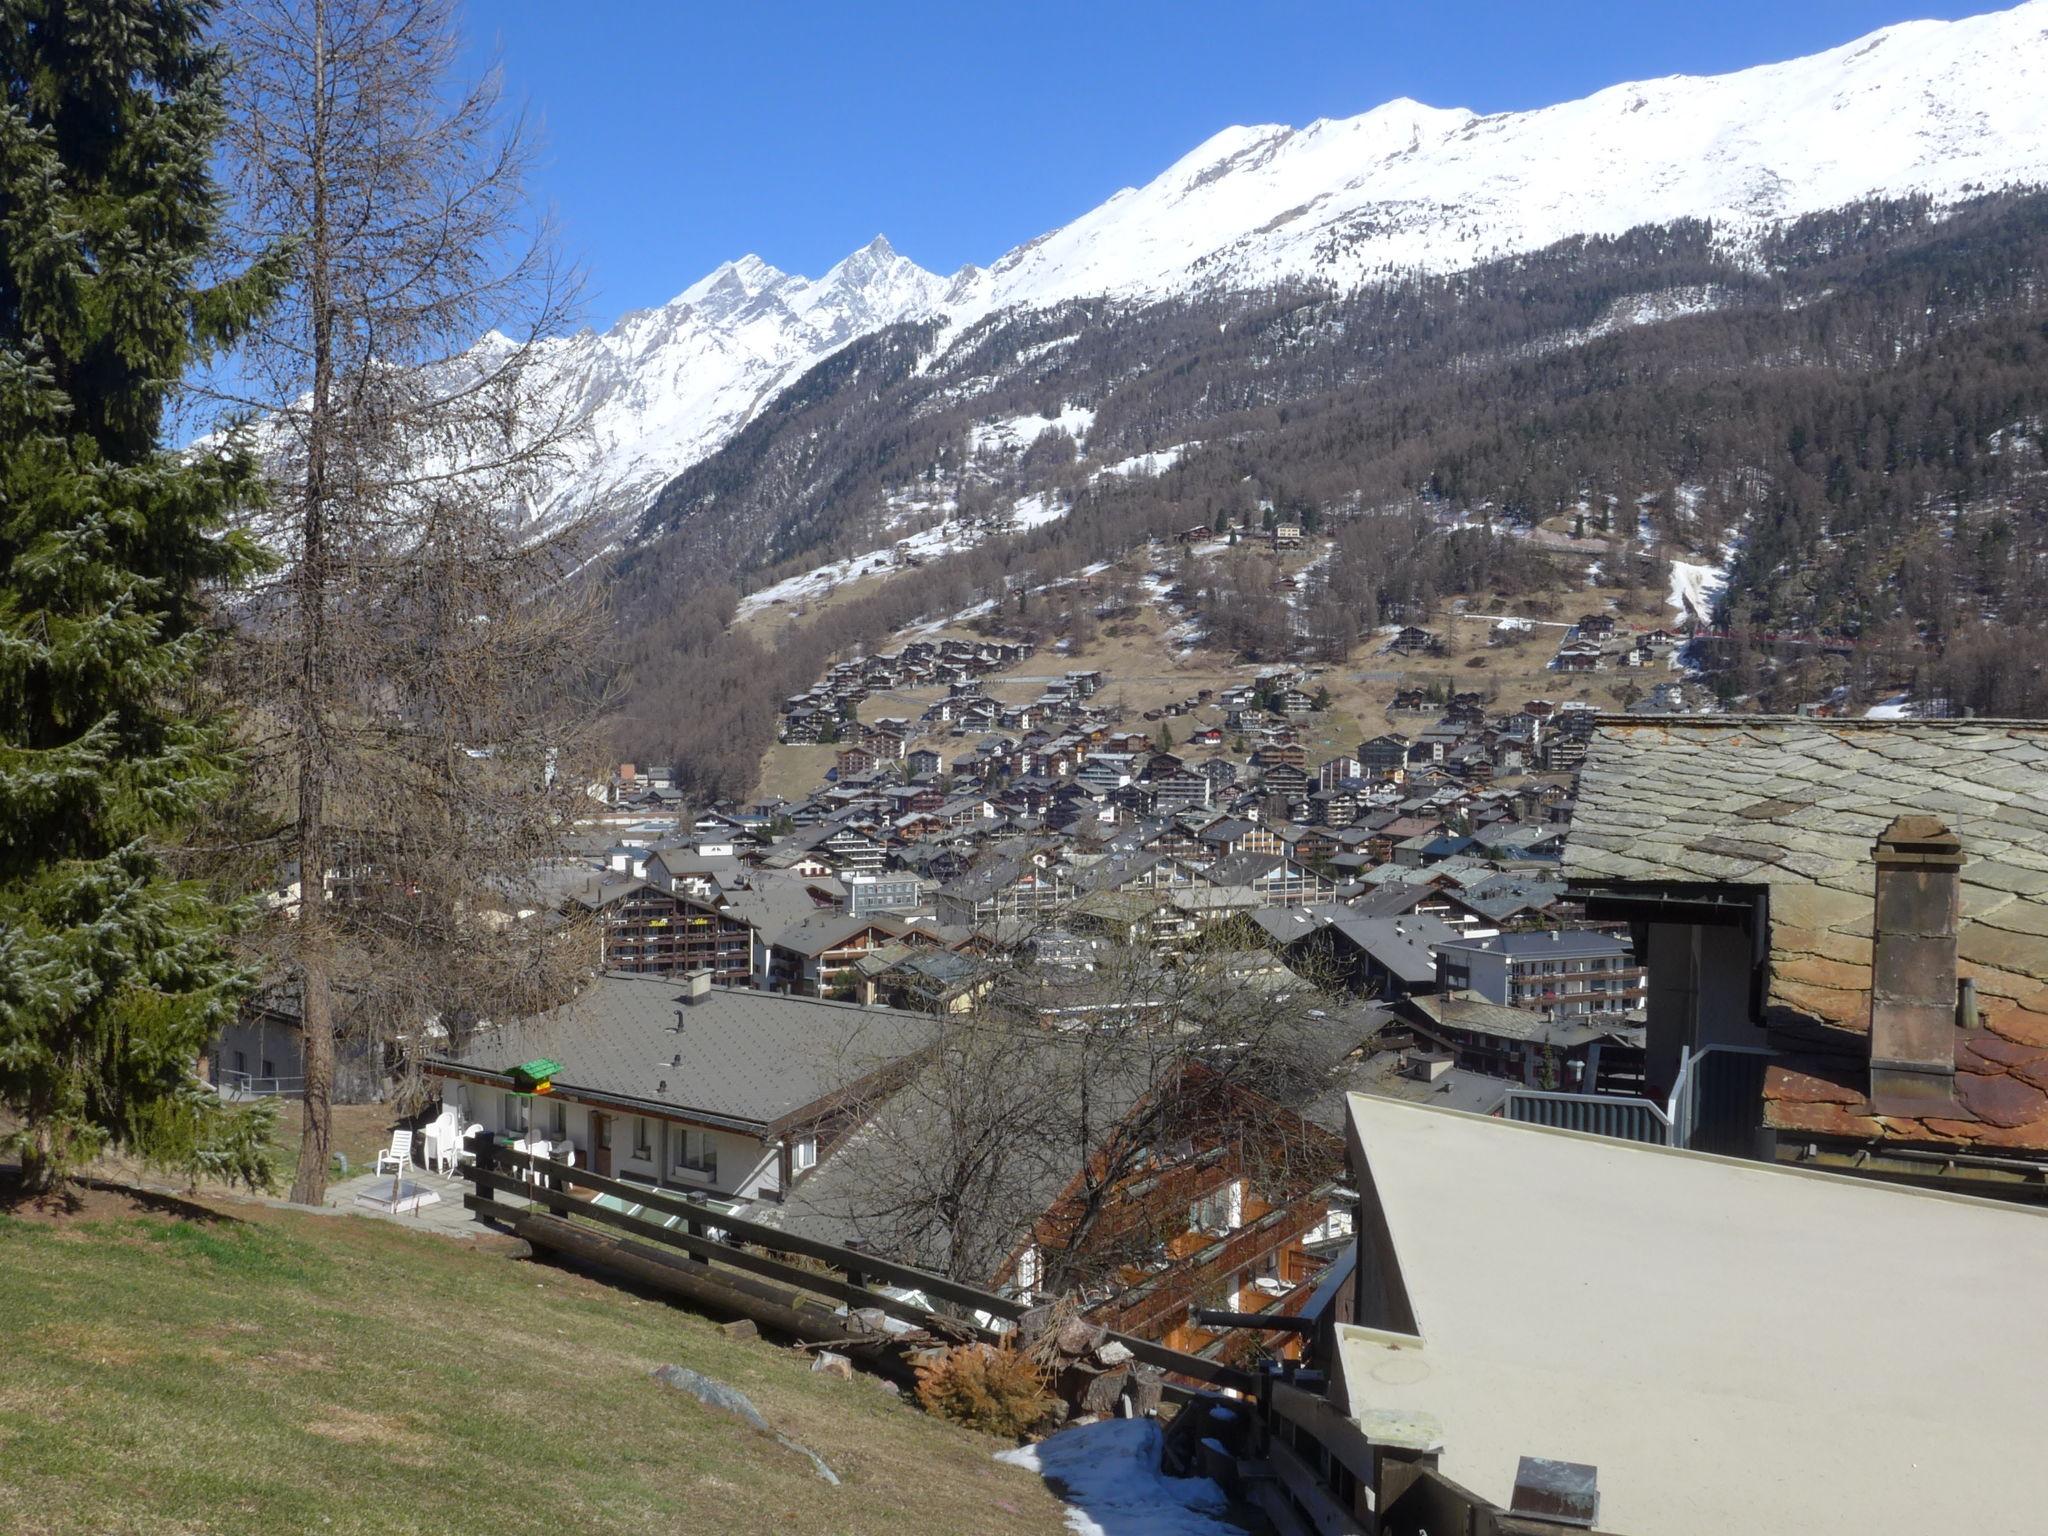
[1436,929,1630,961]
[426,975,935,1130]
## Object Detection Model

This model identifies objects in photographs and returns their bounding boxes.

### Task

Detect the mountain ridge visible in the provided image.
[522,0,2048,541]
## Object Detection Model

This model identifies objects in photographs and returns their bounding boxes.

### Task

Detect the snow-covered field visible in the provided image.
[996,1420,1238,1536]
[1095,443,1196,482]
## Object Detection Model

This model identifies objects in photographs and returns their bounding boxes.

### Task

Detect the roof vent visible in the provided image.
[1510,1456,1599,1528]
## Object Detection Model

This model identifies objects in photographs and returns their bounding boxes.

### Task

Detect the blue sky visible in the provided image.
[464,1,2002,327]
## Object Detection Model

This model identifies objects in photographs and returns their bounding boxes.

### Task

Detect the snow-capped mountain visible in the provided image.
[522,236,951,532]
[529,0,2048,537]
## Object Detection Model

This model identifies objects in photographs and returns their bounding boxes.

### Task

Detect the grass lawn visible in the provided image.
[0,1185,1070,1536]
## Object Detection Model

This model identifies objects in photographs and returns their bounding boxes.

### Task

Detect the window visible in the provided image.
[261,1059,276,1078]
[632,1117,652,1159]
[1014,1243,1041,1302]
[232,1050,247,1074]
[548,1098,567,1136]
[1189,1179,1243,1236]
[792,1135,817,1173]
[503,1093,528,1132]
[598,1116,613,1152]
[674,1128,718,1180]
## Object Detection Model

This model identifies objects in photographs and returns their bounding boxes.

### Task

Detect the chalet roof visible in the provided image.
[768,911,908,956]
[1317,913,1458,986]
[758,1038,1162,1276]
[1401,992,1642,1050]
[938,855,1028,904]
[567,874,652,911]
[1565,717,2048,1150]
[1436,928,1628,962]
[426,974,935,1132]
[1305,1049,1510,1130]
[1201,850,1291,886]
[720,879,833,938]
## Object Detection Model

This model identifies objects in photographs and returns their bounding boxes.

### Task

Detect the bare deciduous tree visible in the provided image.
[810,934,1344,1300]
[195,0,618,1201]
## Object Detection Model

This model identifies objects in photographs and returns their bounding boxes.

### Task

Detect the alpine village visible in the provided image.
[9,3,2048,1534]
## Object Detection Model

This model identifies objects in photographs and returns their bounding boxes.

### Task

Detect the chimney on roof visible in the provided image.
[680,969,714,1007]
[1867,815,1965,1116]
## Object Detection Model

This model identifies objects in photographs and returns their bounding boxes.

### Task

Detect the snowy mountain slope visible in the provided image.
[522,1,2048,538]
[520,236,950,532]
[955,0,2048,311]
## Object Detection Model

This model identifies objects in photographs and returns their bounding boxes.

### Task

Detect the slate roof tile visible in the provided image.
[1567,716,2048,1153]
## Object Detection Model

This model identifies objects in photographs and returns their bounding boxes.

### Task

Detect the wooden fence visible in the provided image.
[458,1136,1257,1402]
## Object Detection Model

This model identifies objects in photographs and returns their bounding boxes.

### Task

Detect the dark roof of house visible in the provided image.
[1436,929,1630,961]
[1400,993,1644,1051]
[769,912,909,956]
[425,974,936,1132]
[1564,716,2048,1152]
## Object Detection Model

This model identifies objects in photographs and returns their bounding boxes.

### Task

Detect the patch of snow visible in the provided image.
[1669,556,1730,625]
[1865,693,1918,719]
[1095,443,1196,482]
[1011,492,1071,531]
[970,404,1097,456]
[996,1420,1238,1536]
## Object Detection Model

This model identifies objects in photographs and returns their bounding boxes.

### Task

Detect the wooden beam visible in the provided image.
[1268,1380,1383,1489]
[1264,1437,1371,1536]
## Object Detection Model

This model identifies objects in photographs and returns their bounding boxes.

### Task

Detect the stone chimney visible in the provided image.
[680,969,714,1006]
[1867,815,1965,1116]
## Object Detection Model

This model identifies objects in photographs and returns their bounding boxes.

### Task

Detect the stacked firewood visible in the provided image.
[1017,1302,1166,1423]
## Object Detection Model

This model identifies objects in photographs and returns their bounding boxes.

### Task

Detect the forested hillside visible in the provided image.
[612,191,2048,797]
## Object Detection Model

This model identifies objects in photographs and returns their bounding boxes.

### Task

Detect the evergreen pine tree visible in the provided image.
[0,0,273,1191]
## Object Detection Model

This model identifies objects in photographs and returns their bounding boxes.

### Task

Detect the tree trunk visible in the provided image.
[288,0,336,1207]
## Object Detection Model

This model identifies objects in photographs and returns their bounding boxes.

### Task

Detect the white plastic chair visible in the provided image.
[373,1129,413,1177]
[422,1112,463,1175]
[454,1123,484,1168]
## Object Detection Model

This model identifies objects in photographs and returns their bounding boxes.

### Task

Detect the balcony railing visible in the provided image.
[1504,1043,1774,1152]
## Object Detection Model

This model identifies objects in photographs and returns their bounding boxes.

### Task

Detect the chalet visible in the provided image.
[1253,908,1456,999]
[1358,733,1409,776]
[766,913,923,998]
[1393,992,1645,1095]
[934,854,1074,929]
[1388,626,1442,656]
[1271,520,1304,549]
[834,745,877,777]
[1435,929,1645,1021]
[1257,763,1311,802]
[1200,851,1335,907]
[426,972,935,1203]
[574,877,757,985]
[1574,612,1618,641]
